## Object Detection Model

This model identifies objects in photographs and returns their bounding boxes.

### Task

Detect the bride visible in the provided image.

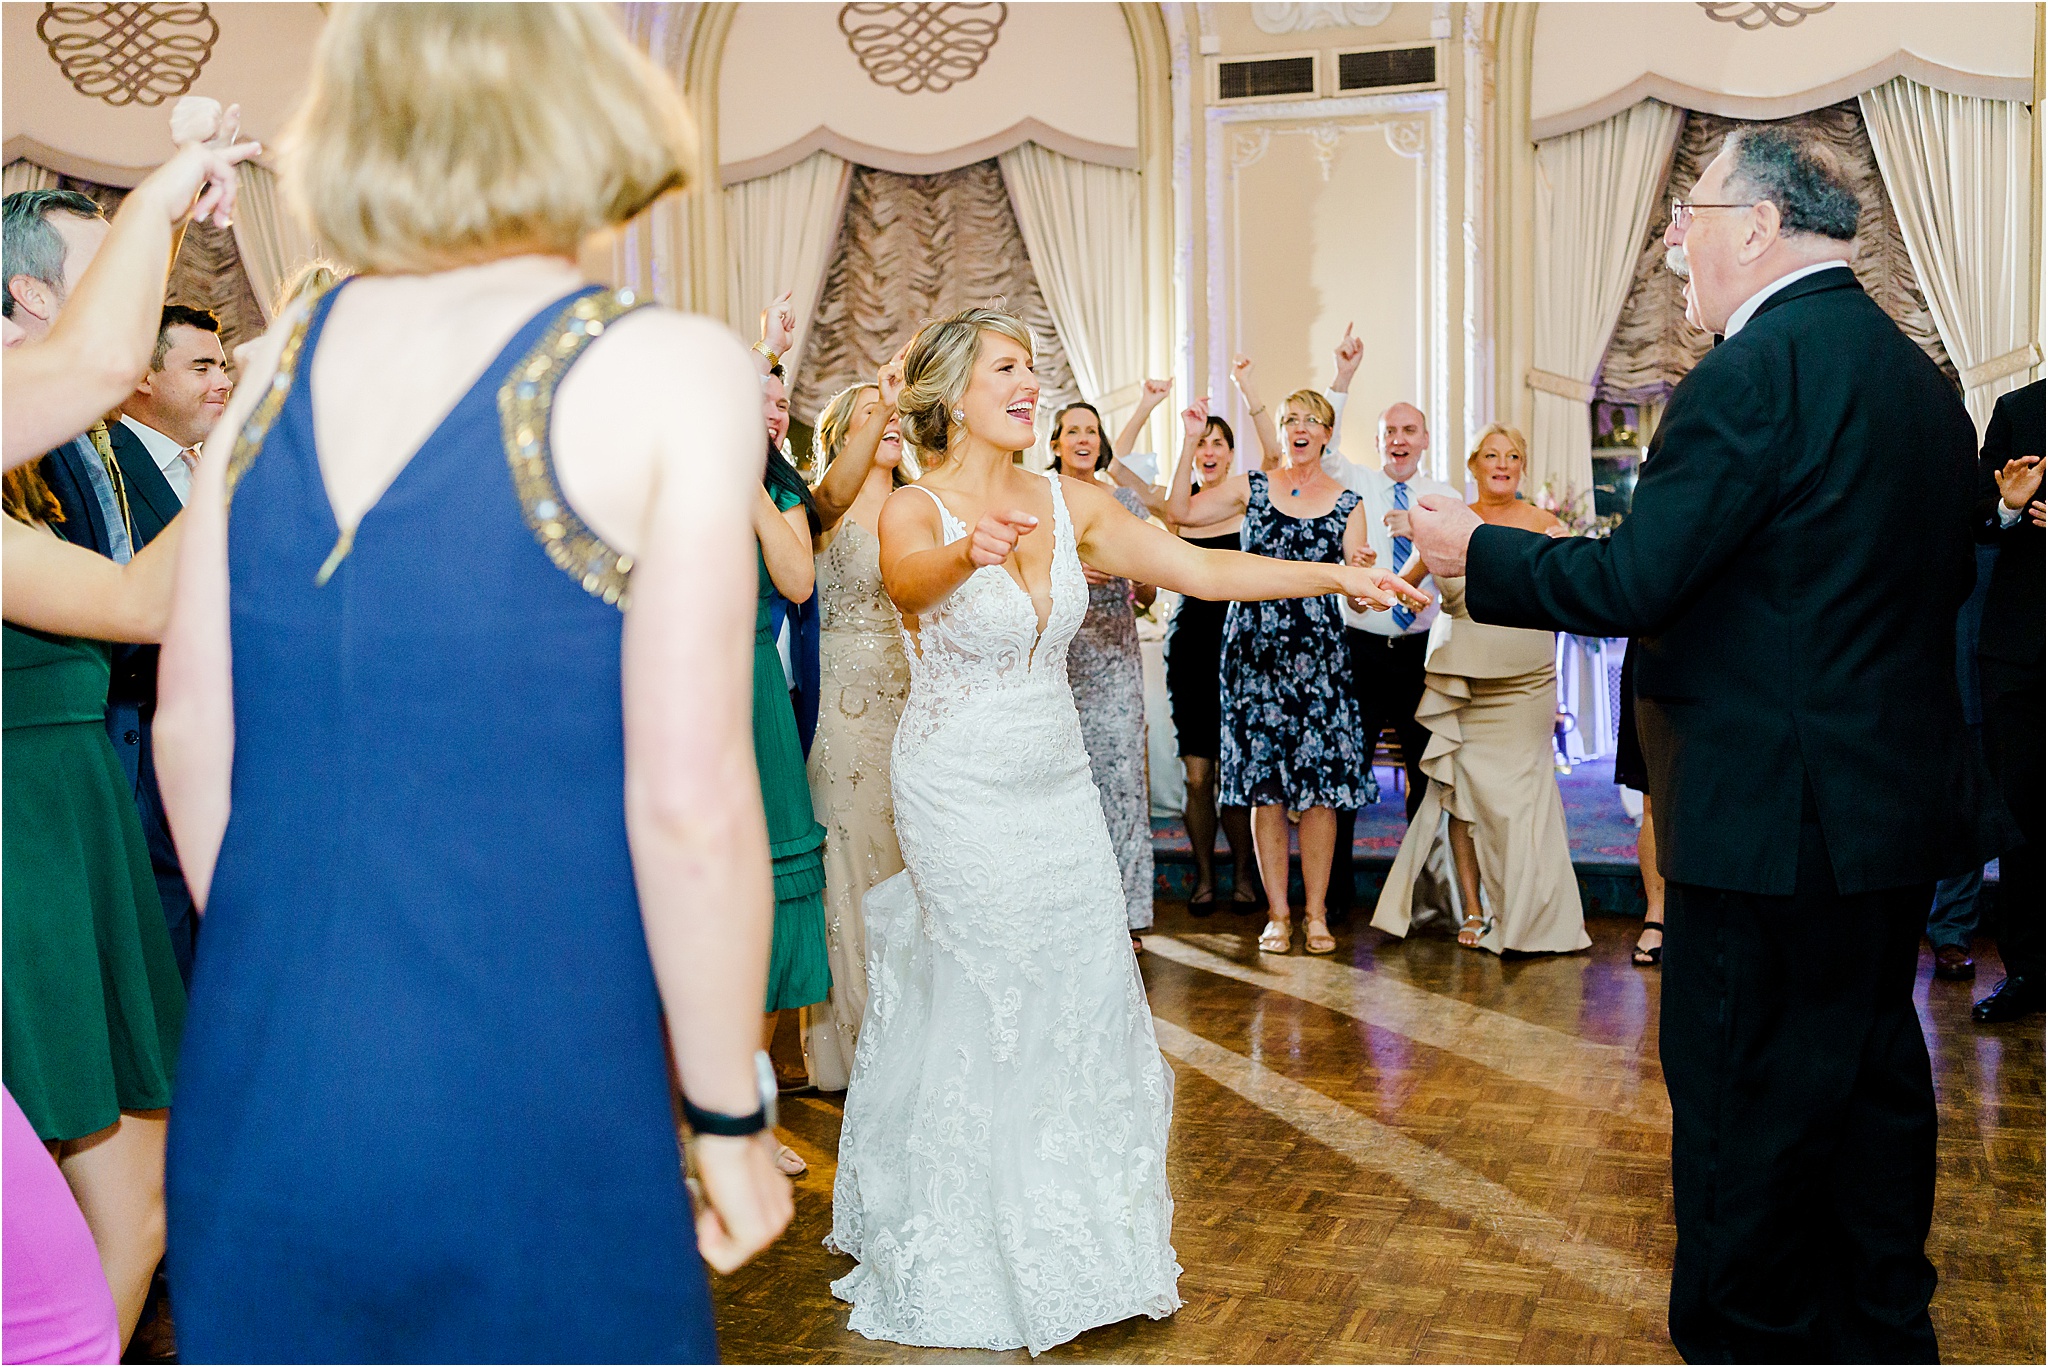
[826,308,1426,1355]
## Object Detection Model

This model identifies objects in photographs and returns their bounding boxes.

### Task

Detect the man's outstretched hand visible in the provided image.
[1409,494,1483,578]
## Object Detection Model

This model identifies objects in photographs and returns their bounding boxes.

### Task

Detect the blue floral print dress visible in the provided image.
[1218,472,1365,810]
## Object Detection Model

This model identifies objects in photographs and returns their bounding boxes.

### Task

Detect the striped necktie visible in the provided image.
[1390,481,1415,631]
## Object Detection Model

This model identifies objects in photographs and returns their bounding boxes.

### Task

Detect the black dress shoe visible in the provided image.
[1933,944,1976,980]
[1972,976,2044,1023]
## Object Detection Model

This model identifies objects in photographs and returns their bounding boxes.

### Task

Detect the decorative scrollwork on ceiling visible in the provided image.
[837,3,1008,95]
[37,2,219,107]
[1696,2,1835,30]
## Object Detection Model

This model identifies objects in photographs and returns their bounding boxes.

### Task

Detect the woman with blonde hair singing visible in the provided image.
[1371,424,1587,955]
[827,307,1425,1354]
[155,6,790,1358]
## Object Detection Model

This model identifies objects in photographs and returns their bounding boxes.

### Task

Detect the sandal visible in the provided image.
[1188,887,1218,918]
[1456,914,1488,949]
[1230,884,1262,914]
[774,1143,807,1177]
[1304,916,1336,954]
[1633,919,1664,967]
[1258,919,1293,954]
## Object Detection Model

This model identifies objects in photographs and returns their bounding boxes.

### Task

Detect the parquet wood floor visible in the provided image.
[718,908,2045,1364]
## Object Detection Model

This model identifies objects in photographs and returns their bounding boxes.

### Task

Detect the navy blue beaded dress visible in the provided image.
[165,284,716,1362]
[1217,472,1365,810]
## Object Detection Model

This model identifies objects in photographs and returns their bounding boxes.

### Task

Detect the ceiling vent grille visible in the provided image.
[1333,42,1443,94]
[1212,52,1319,103]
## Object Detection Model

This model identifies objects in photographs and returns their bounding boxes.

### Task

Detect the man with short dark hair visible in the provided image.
[97,304,231,983]
[1413,124,2012,1362]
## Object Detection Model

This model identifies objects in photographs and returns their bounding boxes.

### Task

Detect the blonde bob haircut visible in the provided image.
[282,4,695,273]
[814,382,920,486]
[1466,422,1530,469]
[1281,388,1336,428]
[896,308,1038,464]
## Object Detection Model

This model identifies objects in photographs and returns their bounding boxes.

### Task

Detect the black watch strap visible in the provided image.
[681,1096,768,1137]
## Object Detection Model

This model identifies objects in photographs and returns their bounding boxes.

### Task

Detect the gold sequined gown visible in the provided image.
[803,519,912,1090]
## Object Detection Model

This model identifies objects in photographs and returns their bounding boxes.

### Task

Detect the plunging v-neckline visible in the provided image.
[925,480,1057,647]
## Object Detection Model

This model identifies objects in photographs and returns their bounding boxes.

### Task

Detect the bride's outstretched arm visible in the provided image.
[878,484,1039,615]
[1064,475,1428,614]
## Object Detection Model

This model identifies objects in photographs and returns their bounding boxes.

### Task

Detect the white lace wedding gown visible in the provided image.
[827,473,1182,1355]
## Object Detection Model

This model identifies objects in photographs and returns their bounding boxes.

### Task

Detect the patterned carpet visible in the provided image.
[1152,757,1643,869]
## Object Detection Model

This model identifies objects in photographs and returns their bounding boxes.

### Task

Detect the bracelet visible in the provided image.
[752,340,782,367]
[1247,404,1267,417]
[682,1096,768,1137]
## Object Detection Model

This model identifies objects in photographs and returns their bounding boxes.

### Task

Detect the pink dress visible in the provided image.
[3,1087,119,1365]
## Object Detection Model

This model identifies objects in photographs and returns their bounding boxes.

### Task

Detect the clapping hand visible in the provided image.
[1332,323,1363,390]
[968,509,1039,568]
[1346,543,1377,570]
[759,289,796,359]
[1181,397,1211,440]
[1340,564,1431,615]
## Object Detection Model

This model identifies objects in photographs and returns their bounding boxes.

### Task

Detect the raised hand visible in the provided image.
[1332,323,1363,390]
[1181,397,1210,440]
[1339,564,1431,615]
[1230,354,1256,393]
[1135,378,1172,413]
[760,289,796,358]
[878,340,910,409]
[967,510,1039,568]
[143,98,259,229]
[1996,455,2043,511]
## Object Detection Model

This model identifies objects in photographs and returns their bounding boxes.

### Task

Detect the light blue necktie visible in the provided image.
[1390,481,1414,631]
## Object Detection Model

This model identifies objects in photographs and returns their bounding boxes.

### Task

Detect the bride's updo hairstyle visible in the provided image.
[896,307,1037,466]
[283,3,695,274]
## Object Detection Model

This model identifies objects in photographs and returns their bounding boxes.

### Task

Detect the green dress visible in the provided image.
[2,625,185,1140]
[759,486,830,1012]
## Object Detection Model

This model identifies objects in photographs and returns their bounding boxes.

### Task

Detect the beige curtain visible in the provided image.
[1860,78,2038,432]
[231,163,325,321]
[723,151,851,389]
[793,160,1077,444]
[1529,100,1683,512]
[996,142,1145,440]
[3,160,57,196]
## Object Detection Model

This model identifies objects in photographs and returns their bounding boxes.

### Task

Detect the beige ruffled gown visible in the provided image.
[803,520,912,1089]
[1372,575,1588,955]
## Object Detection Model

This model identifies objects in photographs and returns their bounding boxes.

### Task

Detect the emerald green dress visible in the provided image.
[760,486,830,1012]
[2,625,185,1140]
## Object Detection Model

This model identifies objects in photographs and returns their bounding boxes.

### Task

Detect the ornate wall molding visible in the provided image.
[37,2,219,107]
[837,2,1006,94]
[1697,2,1833,29]
[1249,2,1391,35]
[1204,89,1450,478]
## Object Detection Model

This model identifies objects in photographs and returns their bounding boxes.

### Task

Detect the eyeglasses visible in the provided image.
[1670,199,1756,229]
[1280,413,1328,429]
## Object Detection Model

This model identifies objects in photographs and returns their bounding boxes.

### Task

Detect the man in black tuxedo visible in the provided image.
[1971,378,2045,1023]
[1412,127,2011,1362]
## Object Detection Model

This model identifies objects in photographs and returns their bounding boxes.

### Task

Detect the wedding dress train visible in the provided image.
[827,473,1181,1355]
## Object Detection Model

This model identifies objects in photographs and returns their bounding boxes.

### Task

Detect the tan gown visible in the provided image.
[803,520,912,1089]
[1371,575,1588,955]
